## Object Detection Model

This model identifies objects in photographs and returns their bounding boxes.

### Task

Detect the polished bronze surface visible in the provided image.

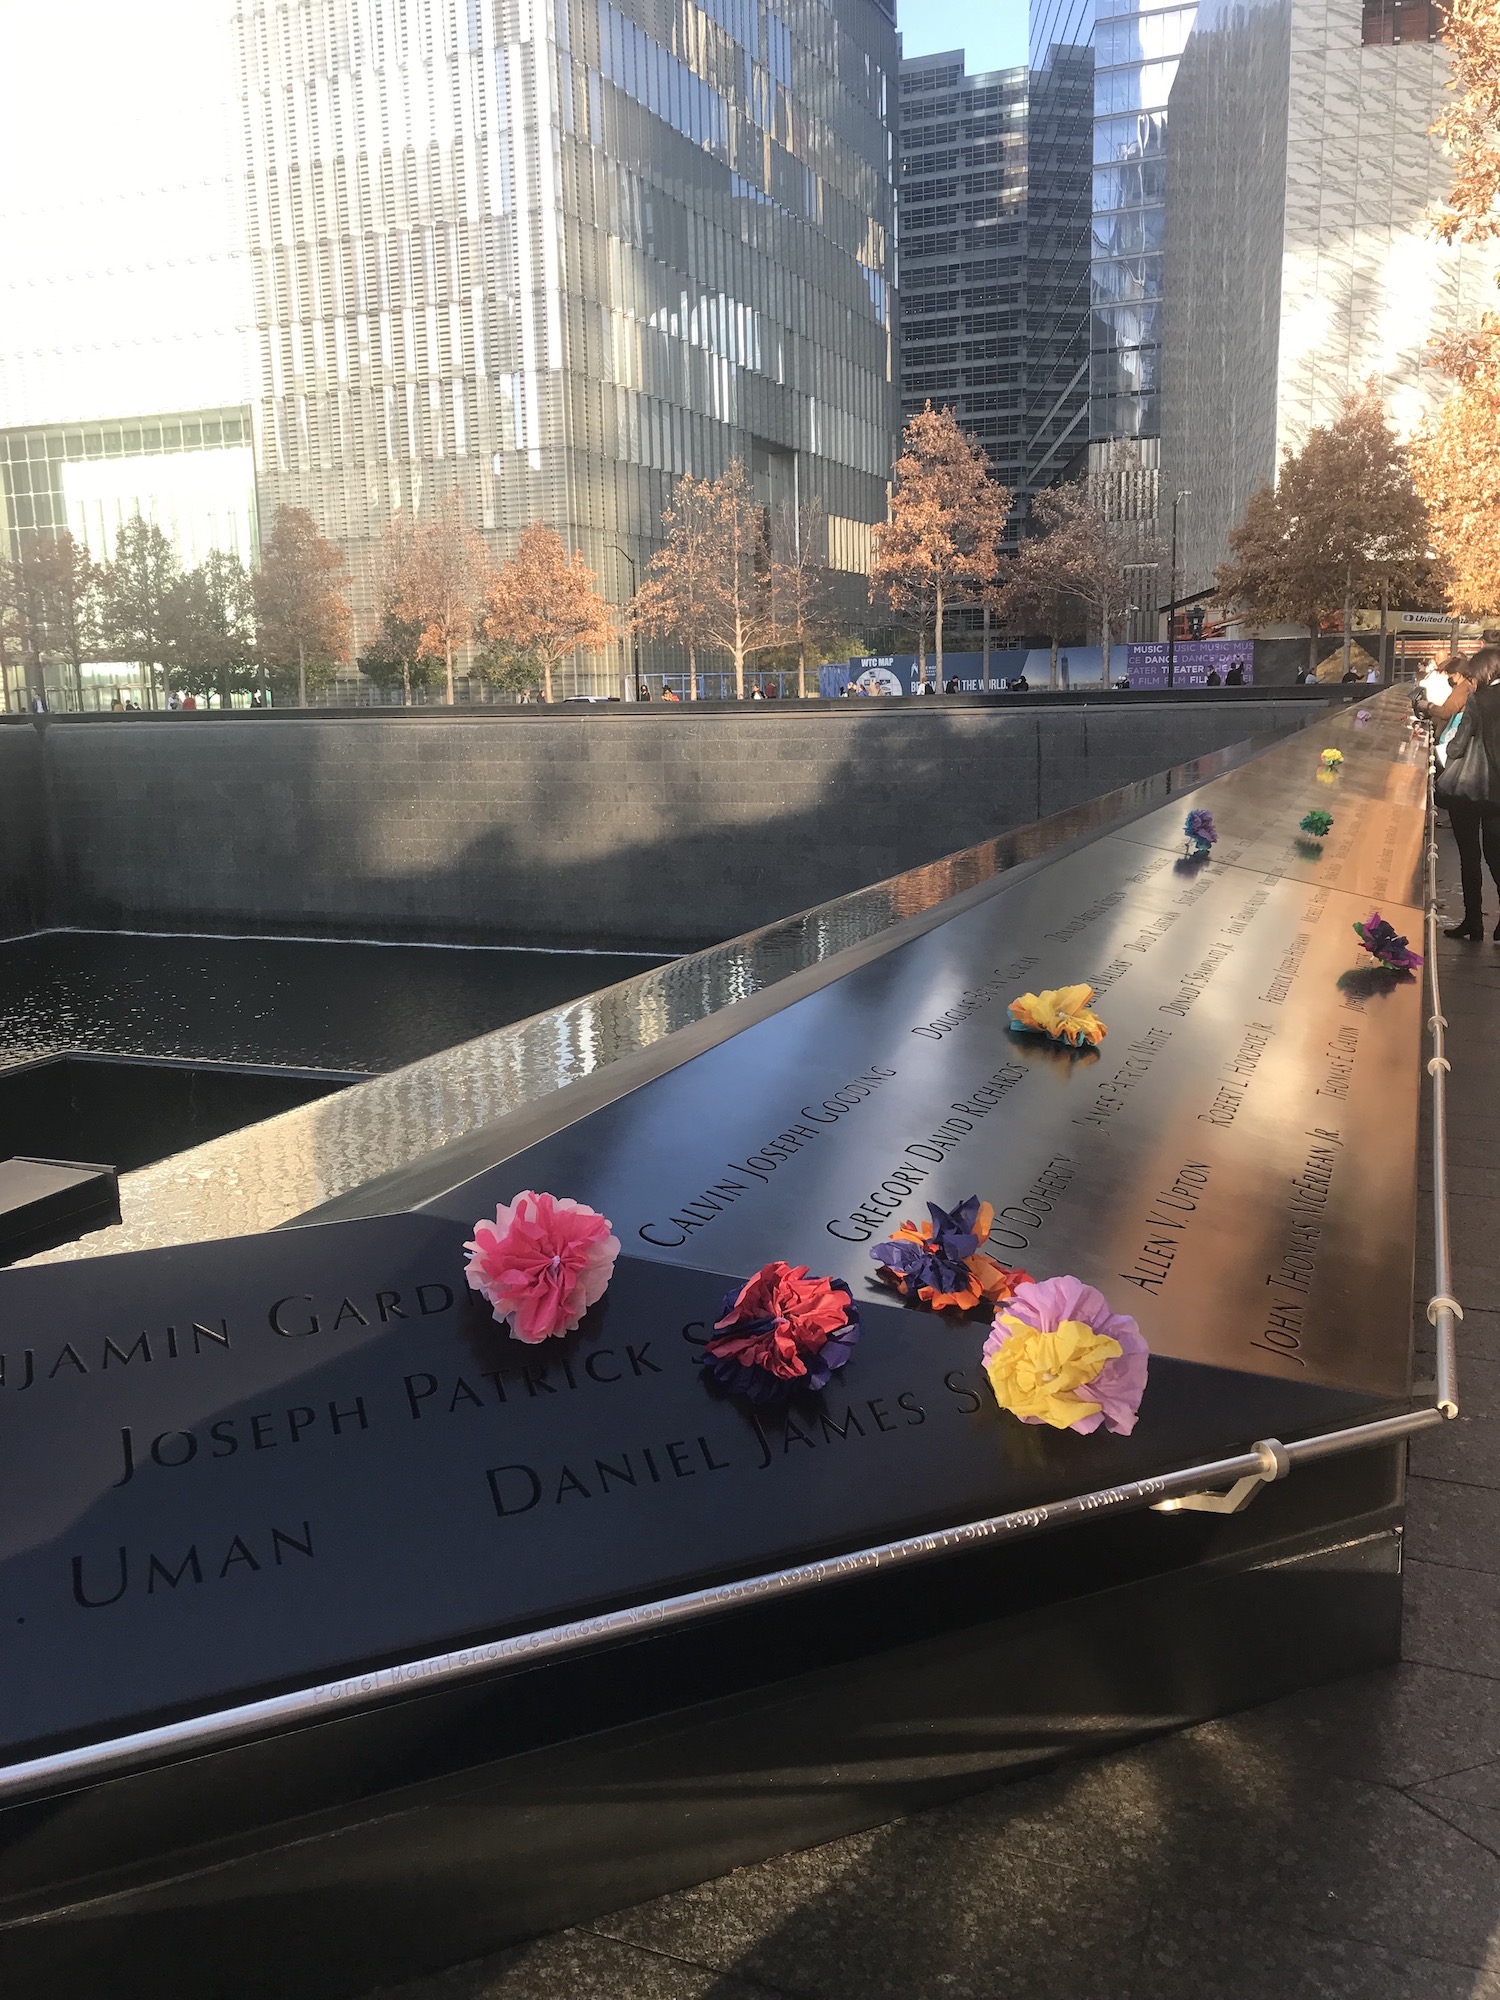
[422,695,1425,1397]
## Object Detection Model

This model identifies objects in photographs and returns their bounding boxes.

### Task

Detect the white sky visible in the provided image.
[0,0,252,428]
[0,0,1034,431]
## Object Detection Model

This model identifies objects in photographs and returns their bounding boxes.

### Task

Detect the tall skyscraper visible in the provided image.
[896,43,1091,533]
[235,0,900,677]
[1160,0,1500,599]
[1029,0,1198,627]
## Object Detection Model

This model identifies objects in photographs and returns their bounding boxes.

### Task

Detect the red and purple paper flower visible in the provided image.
[700,1262,862,1403]
[1183,808,1217,858]
[981,1275,1148,1434]
[872,1196,1032,1314]
[464,1191,620,1343]
[1353,910,1422,971]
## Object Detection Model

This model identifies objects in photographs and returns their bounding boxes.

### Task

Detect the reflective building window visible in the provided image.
[234,0,901,673]
[897,42,1092,531]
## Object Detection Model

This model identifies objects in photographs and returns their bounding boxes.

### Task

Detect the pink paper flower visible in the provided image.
[464,1191,620,1343]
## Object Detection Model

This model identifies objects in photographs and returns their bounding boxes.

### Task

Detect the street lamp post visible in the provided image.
[613,546,640,701]
[1168,490,1191,689]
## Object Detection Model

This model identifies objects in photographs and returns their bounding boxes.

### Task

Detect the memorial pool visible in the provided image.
[0,692,1439,2000]
[0,930,671,1169]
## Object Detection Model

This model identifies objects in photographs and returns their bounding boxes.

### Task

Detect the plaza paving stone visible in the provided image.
[370,822,1500,2000]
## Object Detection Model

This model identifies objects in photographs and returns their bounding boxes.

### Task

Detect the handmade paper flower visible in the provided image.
[1353,910,1422,971]
[1356,709,1373,724]
[1008,984,1107,1049]
[464,1191,620,1343]
[1299,809,1334,838]
[1319,747,1344,770]
[871,1196,1033,1314]
[1183,808,1217,857]
[701,1262,861,1403]
[982,1275,1148,1435]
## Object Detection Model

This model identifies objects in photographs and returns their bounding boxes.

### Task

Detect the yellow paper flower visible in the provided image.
[1007,983,1106,1047]
[1319,747,1344,770]
[983,1316,1123,1428]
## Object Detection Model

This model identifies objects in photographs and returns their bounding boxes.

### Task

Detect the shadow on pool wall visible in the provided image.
[1,695,1351,953]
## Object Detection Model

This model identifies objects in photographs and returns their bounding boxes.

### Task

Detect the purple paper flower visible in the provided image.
[1353,910,1422,971]
[871,1197,1031,1313]
[1183,808,1216,856]
[1356,709,1372,724]
[982,1275,1148,1435]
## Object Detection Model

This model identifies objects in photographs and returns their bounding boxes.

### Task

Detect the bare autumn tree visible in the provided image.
[357,606,440,705]
[0,565,21,711]
[766,500,840,700]
[35,532,103,708]
[993,476,1147,684]
[1412,344,1500,617]
[633,460,773,699]
[870,404,1009,689]
[481,524,615,703]
[165,551,257,707]
[629,473,719,700]
[103,515,180,708]
[1413,0,1500,617]
[1432,0,1500,249]
[1217,388,1433,676]
[2,544,50,702]
[364,515,440,705]
[252,506,351,706]
[390,490,492,705]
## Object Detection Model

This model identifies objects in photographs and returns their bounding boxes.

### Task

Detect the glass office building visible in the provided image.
[1160,0,1500,601]
[897,45,1092,533]
[1088,0,1196,443]
[234,0,900,676]
[0,410,258,570]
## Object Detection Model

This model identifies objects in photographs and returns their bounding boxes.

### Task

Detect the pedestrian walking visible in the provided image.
[1432,647,1500,939]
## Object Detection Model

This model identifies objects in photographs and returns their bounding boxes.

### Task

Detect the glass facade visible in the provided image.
[0,411,258,568]
[1161,0,1500,601]
[1089,0,1196,441]
[234,0,900,677]
[896,44,1092,531]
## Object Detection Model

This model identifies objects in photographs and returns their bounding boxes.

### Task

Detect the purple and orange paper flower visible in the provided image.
[1300,808,1334,838]
[982,1275,1148,1434]
[1354,910,1422,971]
[872,1196,1032,1314]
[464,1191,620,1343]
[1183,808,1217,857]
[700,1262,861,1403]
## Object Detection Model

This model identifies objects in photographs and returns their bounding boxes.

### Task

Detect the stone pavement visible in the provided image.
[373,825,1500,2000]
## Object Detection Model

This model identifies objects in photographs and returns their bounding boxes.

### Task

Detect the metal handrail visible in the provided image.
[0,736,1459,1810]
[0,1410,1445,1808]
[1426,734,1462,1417]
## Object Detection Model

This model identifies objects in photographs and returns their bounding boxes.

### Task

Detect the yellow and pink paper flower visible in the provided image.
[464,1191,620,1343]
[982,1275,1148,1434]
[1007,983,1106,1049]
[1319,747,1344,770]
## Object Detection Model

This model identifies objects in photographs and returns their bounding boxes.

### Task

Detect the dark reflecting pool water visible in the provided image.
[0,931,674,1075]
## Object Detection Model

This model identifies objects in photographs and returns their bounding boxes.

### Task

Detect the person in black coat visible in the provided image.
[1431,646,1500,938]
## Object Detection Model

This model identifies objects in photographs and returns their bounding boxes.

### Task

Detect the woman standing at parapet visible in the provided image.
[1430,647,1500,939]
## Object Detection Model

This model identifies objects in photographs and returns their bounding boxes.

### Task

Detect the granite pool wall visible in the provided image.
[4,692,1347,949]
